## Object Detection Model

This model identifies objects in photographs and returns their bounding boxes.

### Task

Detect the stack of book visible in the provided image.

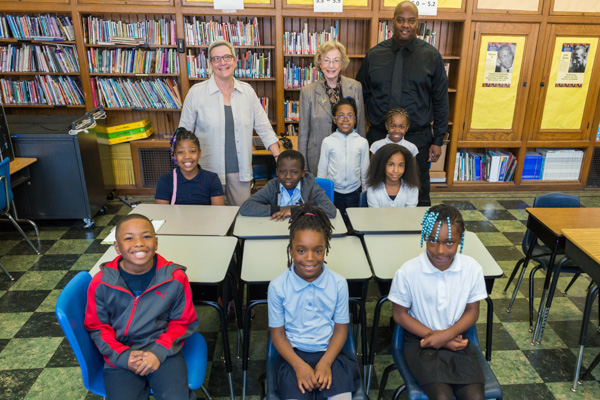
[1,44,79,73]
[377,21,436,46]
[83,16,176,46]
[87,47,179,74]
[0,14,74,41]
[0,75,84,105]
[184,17,261,47]
[454,150,517,182]
[283,62,321,89]
[284,100,299,122]
[95,118,154,145]
[107,36,145,46]
[283,22,339,55]
[90,77,182,109]
[532,148,584,181]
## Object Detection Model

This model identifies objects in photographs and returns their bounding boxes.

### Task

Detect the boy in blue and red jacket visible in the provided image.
[84,214,198,400]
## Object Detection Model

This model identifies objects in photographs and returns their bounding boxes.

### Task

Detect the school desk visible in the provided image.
[561,228,600,392]
[129,203,239,236]
[346,206,428,234]
[239,236,372,399]
[89,235,239,400]
[525,208,600,346]
[9,157,37,188]
[233,209,347,238]
[362,232,503,393]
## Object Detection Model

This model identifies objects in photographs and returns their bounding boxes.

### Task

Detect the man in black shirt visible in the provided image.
[356,1,448,206]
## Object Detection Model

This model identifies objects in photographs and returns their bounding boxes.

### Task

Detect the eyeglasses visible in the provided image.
[334,114,356,121]
[210,54,234,63]
[321,58,341,66]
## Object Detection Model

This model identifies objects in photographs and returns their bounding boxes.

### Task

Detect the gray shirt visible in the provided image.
[224,105,239,173]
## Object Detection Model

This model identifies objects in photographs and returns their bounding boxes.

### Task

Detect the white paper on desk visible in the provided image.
[101,220,165,245]
[314,0,343,13]
[214,0,243,10]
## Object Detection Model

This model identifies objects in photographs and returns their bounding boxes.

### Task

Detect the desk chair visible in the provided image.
[264,325,367,400]
[0,261,13,280]
[315,177,335,202]
[359,192,368,207]
[502,192,581,332]
[55,271,211,399]
[0,157,40,254]
[378,324,502,400]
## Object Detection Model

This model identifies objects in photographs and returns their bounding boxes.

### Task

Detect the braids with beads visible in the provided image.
[170,127,200,165]
[287,199,334,268]
[420,204,466,253]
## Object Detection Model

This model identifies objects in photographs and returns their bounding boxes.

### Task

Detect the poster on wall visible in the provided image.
[314,0,343,13]
[482,42,516,87]
[555,43,589,87]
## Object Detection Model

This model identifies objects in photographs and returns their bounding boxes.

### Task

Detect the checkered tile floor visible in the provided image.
[0,191,599,399]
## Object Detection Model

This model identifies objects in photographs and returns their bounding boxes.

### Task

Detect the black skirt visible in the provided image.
[276,348,358,399]
[403,331,484,386]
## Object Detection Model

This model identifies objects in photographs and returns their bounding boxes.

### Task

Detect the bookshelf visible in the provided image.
[0,1,598,194]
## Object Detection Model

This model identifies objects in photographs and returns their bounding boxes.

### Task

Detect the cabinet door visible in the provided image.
[529,24,600,141]
[461,23,539,143]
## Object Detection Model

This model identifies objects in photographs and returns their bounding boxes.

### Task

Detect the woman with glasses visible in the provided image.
[298,41,366,175]
[179,39,281,206]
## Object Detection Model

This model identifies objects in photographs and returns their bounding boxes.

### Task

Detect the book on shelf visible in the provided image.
[83,16,176,46]
[377,21,436,46]
[91,76,182,109]
[454,150,517,182]
[0,75,83,105]
[283,62,322,89]
[1,43,79,73]
[185,17,261,47]
[536,148,583,181]
[87,47,179,74]
[284,100,299,122]
[259,97,269,114]
[283,22,339,55]
[0,14,74,41]
[285,124,297,136]
[187,49,271,79]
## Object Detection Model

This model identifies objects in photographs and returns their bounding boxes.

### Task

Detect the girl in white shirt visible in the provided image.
[366,144,420,207]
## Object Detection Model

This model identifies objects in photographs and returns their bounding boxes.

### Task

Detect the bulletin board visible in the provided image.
[287,0,369,6]
[470,36,526,129]
[185,0,272,4]
[553,0,600,13]
[476,0,539,12]
[383,0,462,10]
[540,37,598,130]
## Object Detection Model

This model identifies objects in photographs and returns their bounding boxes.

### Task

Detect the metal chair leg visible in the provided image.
[200,385,213,400]
[0,262,13,280]
[507,258,528,313]
[528,265,542,332]
[377,363,396,400]
[503,258,524,294]
[5,212,40,254]
[563,273,581,294]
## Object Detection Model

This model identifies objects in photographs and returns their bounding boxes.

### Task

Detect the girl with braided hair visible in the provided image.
[155,127,225,205]
[388,204,487,400]
[267,201,358,399]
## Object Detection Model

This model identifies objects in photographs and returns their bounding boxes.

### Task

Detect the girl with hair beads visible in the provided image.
[155,128,225,205]
[366,144,420,208]
[268,202,358,399]
[369,108,418,157]
[388,204,487,400]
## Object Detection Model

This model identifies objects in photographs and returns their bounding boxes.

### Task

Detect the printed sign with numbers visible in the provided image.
[314,0,343,13]
[411,0,438,16]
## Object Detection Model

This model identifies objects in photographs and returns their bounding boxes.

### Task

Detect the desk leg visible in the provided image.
[534,257,570,345]
[485,297,494,362]
[226,272,243,357]
[531,252,556,345]
[242,299,267,400]
[366,296,388,394]
[198,300,235,400]
[572,284,599,392]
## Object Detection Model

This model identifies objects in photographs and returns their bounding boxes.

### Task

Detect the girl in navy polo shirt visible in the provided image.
[155,128,225,205]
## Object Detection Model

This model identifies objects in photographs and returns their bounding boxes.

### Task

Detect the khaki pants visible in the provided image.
[225,172,251,206]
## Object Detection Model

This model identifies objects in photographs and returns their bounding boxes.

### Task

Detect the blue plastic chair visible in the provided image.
[502,192,581,329]
[0,157,40,254]
[378,324,503,400]
[265,325,367,400]
[55,271,211,398]
[359,192,368,208]
[315,177,335,202]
